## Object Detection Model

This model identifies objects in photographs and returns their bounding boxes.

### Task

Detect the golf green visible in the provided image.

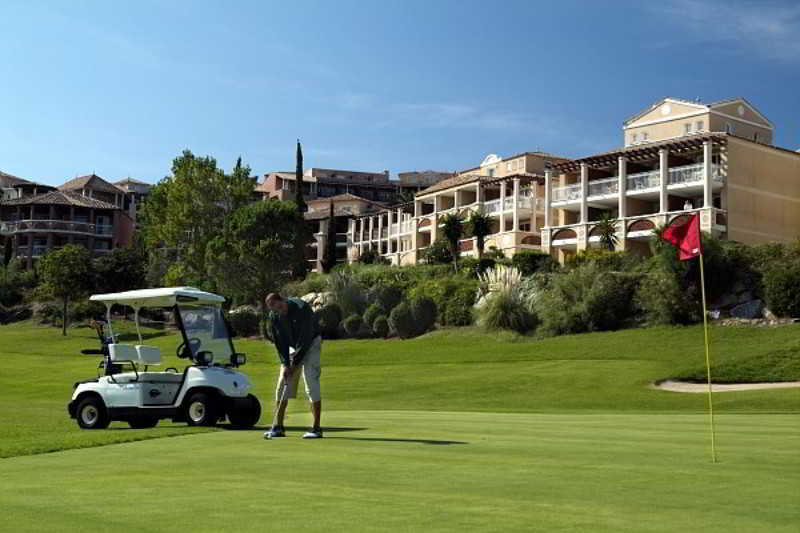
[1,411,798,532]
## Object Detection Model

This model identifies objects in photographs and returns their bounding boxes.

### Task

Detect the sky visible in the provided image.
[1,0,798,186]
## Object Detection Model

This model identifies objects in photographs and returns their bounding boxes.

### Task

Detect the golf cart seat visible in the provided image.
[135,345,161,366]
[108,344,162,366]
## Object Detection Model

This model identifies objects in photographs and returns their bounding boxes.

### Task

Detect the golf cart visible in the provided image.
[67,287,261,430]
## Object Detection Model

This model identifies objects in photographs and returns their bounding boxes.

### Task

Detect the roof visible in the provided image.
[90,287,226,308]
[0,170,35,187]
[456,151,572,175]
[1,190,119,209]
[114,177,150,186]
[308,193,384,206]
[623,97,774,128]
[59,174,126,195]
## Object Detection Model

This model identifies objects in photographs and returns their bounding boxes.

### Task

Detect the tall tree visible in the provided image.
[38,245,93,336]
[206,201,308,337]
[440,212,464,272]
[595,212,619,251]
[320,200,338,273]
[295,140,306,212]
[467,211,492,258]
[138,150,255,288]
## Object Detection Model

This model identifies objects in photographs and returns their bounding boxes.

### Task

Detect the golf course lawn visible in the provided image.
[1,321,799,531]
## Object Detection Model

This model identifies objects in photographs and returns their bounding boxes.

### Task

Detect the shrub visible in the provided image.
[410,296,437,335]
[342,314,363,338]
[283,273,330,297]
[422,239,452,265]
[443,303,473,326]
[357,248,390,265]
[407,276,478,326]
[537,263,640,335]
[372,315,389,338]
[367,284,403,312]
[228,307,261,337]
[317,303,343,339]
[459,258,496,278]
[512,251,556,276]
[763,261,800,317]
[636,268,701,325]
[363,303,386,334]
[34,301,62,325]
[328,271,367,317]
[389,301,415,339]
[476,289,535,334]
[69,300,107,322]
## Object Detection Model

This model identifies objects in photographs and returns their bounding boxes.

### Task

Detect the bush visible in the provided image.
[411,296,437,335]
[328,271,367,317]
[537,263,640,335]
[763,262,800,317]
[422,239,452,265]
[357,248,390,265]
[34,301,62,325]
[636,268,701,325]
[283,273,330,297]
[342,314,363,338]
[363,303,386,334]
[512,251,556,276]
[317,303,343,339]
[228,307,261,337]
[476,290,535,334]
[69,300,107,322]
[372,315,389,338]
[459,258,496,278]
[389,302,415,339]
[367,284,403,313]
[443,303,473,326]
[407,276,478,327]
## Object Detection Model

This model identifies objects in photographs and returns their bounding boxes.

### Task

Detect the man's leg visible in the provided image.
[302,337,323,438]
[310,400,321,430]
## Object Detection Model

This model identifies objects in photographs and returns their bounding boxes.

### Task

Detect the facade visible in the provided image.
[544,98,799,262]
[114,177,153,221]
[348,152,570,265]
[1,171,54,201]
[0,173,135,267]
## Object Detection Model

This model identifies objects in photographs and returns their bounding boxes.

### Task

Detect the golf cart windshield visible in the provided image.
[178,305,234,363]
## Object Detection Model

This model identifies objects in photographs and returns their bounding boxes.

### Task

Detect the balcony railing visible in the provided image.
[627,170,660,191]
[0,219,114,236]
[552,183,582,202]
[380,228,388,238]
[483,199,501,214]
[668,163,723,185]
[588,177,619,197]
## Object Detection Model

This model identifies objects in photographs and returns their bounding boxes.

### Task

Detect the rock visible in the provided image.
[731,300,764,319]
[763,307,777,321]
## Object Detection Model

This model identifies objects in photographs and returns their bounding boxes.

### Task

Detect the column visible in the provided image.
[703,141,713,208]
[454,189,460,210]
[580,163,588,223]
[396,207,402,257]
[476,183,484,204]
[512,178,520,232]
[359,218,365,255]
[347,220,355,263]
[377,214,384,255]
[659,149,669,213]
[617,157,627,219]
[500,181,507,232]
[544,170,552,228]
[368,216,375,250]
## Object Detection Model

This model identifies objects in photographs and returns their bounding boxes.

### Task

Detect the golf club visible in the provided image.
[265,378,289,440]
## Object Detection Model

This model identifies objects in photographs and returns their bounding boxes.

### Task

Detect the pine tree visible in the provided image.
[295,140,306,212]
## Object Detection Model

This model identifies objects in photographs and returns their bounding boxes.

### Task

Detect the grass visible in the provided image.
[1,320,799,531]
[675,342,800,383]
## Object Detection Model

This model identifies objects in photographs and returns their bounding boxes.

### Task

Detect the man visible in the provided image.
[264,292,323,439]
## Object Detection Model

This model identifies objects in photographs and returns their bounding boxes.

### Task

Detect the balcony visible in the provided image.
[588,177,619,197]
[627,170,660,191]
[0,219,114,236]
[552,183,581,203]
[483,199,501,214]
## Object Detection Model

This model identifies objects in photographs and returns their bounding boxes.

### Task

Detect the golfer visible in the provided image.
[264,293,323,439]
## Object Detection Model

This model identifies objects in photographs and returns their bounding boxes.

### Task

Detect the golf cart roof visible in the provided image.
[89,287,226,308]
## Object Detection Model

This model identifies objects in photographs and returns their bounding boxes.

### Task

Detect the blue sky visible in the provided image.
[1,0,798,186]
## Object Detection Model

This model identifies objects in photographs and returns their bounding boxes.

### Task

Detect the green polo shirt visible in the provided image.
[269,298,320,366]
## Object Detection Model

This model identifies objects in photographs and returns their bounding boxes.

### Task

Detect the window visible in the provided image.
[696,120,704,131]
[725,122,734,134]
[685,123,691,134]
[753,132,760,142]
[506,162,512,171]
[487,168,495,177]
[642,132,649,141]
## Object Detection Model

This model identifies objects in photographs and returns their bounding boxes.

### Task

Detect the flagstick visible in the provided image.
[698,253,718,463]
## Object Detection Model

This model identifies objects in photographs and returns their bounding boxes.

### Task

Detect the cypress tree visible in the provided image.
[295,139,306,212]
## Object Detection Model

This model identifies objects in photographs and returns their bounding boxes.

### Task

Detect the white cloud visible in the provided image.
[653,0,800,63]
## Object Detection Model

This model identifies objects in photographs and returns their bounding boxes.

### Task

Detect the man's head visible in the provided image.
[266,293,289,316]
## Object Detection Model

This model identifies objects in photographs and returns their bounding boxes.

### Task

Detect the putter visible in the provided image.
[265,379,289,440]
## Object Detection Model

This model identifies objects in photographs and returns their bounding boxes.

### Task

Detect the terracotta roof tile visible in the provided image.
[1,190,119,209]
[59,174,126,195]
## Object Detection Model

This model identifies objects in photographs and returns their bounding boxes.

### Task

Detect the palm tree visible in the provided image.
[440,212,464,272]
[594,212,618,251]
[467,211,492,259]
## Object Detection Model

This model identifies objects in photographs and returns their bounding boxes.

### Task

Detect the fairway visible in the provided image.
[1,411,798,532]
[1,322,799,531]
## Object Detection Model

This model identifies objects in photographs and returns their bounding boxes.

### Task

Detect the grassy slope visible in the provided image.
[1,321,799,458]
[1,411,798,533]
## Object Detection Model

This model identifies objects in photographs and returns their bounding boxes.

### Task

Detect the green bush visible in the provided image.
[537,263,640,335]
[316,303,343,339]
[422,239,453,265]
[372,315,389,338]
[283,273,330,297]
[328,271,367,317]
[512,251,556,276]
[69,300,107,322]
[407,276,478,326]
[444,303,473,327]
[342,314,363,338]
[363,303,386,334]
[34,301,62,325]
[763,262,800,317]
[357,248,390,265]
[228,307,261,337]
[389,302,415,339]
[459,258,496,278]
[411,296,437,335]
[476,290,535,334]
[367,284,403,312]
[636,268,701,325]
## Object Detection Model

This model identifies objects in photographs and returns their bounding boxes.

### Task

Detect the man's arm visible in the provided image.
[290,305,318,366]
[270,315,291,366]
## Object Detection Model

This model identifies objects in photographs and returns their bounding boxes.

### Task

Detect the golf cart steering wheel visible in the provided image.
[176,337,202,359]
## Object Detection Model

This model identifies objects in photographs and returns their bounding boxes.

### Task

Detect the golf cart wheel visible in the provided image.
[228,394,262,429]
[128,416,159,429]
[76,396,111,430]
[184,392,219,427]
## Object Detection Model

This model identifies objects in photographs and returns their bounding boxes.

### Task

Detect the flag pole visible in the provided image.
[698,252,717,463]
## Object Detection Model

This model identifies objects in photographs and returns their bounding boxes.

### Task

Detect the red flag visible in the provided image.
[662,213,702,260]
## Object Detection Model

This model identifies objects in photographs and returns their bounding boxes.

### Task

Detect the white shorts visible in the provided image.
[275,336,322,402]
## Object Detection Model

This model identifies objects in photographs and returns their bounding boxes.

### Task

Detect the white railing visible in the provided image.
[390,223,399,234]
[552,183,582,202]
[483,199,501,214]
[627,170,660,191]
[668,163,702,185]
[401,221,413,233]
[380,228,388,238]
[504,197,514,210]
[588,177,619,197]
[0,219,114,235]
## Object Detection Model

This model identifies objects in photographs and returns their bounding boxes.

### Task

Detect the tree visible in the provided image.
[295,140,306,212]
[38,245,93,336]
[440,212,464,271]
[467,211,492,258]
[206,201,308,338]
[320,200,338,273]
[594,212,619,251]
[138,150,255,288]
[93,248,147,294]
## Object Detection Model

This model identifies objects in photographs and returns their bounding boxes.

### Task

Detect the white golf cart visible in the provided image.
[68,287,261,430]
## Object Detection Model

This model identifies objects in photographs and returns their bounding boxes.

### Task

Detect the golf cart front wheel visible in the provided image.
[184,392,219,427]
[228,394,262,429]
[76,396,111,430]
